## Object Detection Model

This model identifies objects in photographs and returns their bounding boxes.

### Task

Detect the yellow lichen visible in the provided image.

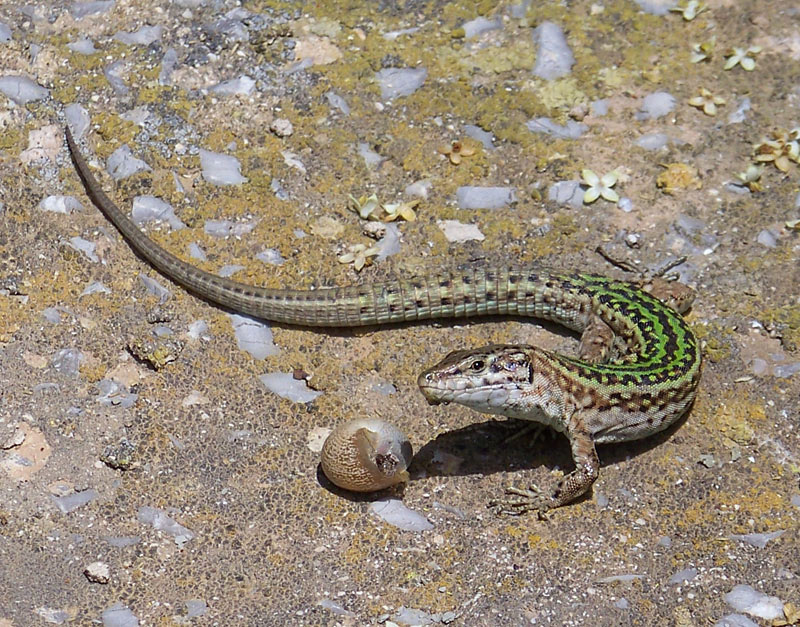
[656,163,702,194]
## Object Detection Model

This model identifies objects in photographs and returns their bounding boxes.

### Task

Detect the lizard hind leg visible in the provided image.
[577,313,615,364]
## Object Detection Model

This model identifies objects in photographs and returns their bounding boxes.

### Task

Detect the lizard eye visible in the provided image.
[469,360,485,372]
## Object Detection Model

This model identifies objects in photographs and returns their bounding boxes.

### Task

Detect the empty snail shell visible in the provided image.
[320,418,413,492]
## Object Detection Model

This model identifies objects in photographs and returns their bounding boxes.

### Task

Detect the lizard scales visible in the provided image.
[66,127,702,513]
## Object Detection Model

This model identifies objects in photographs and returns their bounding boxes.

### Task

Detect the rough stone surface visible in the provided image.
[0,2,798,625]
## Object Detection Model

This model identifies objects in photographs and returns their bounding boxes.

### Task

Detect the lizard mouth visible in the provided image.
[418,382,452,406]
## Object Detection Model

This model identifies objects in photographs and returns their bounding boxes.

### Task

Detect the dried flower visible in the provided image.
[690,40,714,63]
[437,140,477,165]
[381,200,419,222]
[349,194,382,220]
[349,194,419,222]
[735,164,764,192]
[753,130,800,173]
[670,1,707,21]
[688,88,726,116]
[656,163,702,194]
[337,243,380,272]
[581,169,619,204]
[723,46,761,71]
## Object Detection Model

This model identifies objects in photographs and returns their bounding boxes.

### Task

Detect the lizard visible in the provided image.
[65,126,702,515]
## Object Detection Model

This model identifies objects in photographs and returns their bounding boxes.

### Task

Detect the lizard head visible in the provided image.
[417,344,534,410]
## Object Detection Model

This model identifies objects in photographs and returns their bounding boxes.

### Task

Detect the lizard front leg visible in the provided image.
[491,413,600,517]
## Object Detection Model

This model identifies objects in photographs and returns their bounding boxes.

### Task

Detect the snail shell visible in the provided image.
[321,418,413,492]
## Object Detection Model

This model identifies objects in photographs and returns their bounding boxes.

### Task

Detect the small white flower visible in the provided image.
[690,40,714,63]
[735,164,764,192]
[337,243,380,271]
[381,200,419,222]
[349,194,382,220]
[688,88,726,116]
[724,46,761,71]
[581,169,619,204]
[671,0,707,21]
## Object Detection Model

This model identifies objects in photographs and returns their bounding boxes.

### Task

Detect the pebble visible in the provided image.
[199,149,247,185]
[756,228,778,248]
[325,91,350,115]
[729,530,785,548]
[95,379,138,408]
[370,497,433,531]
[437,219,485,243]
[103,61,129,96]
[636,91,676,121]
[376,222,401,260]
[668,568,698,584]
[256,248,285,265]
[636,133,669,151]
[270,118,293,137]
[618,197,634,212]
[185,600,208,618]
[532,21,575,80]
[203,219,256,238]
[65,103,90,137]
[70,1,114,19]
[68,38,96,54]
[463,124,495,149]
[102,603,139,627]
[51,489,99,514]
[456,186,516,210]
[84,561,111,584]
[218,264,245,278]
[724,585,784,621]
[728,97,751,124]
[774,362,800,378]
[548,180,583,208]
[358,142,384,167]
[137,505,196,547]
[114,25,163,45]
[188,243,206,261]
[107,145,152,180]
[0,75,49,104]
[376,67,427,99]
[462,16,502,39]
[51,348,84,376]
[259,372,322,403]
[131,196,186,230]
[632,0,677,16]
[229,313,279,359]
[405,179,432,199]
[159,47,178,85]
[590,99,609,116]
[81,281,111,296]
[526,117,587,139]
[210,75,256,96]
[39,195,83,214]
[138,274,171,303]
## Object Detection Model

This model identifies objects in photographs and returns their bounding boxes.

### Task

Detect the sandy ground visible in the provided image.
[1,0,799,625]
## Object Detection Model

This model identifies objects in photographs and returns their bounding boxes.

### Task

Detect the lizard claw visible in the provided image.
[487,484,553,518]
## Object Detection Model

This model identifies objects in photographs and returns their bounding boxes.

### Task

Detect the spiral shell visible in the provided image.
[320,418,413,492]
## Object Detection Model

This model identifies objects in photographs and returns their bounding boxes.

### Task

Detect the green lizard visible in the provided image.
[65,126,701,515]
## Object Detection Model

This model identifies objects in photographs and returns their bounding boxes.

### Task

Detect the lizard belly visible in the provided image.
[586,394,693,444]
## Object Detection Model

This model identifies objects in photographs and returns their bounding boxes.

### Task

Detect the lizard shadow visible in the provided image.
[314,404,693,506]
[408,405,693,493]
[228,308,579,343]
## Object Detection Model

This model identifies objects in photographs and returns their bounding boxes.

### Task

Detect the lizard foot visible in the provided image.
[488,484,552,519]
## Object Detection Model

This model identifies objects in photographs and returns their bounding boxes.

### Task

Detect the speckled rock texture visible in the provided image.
[0,0,798,625]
